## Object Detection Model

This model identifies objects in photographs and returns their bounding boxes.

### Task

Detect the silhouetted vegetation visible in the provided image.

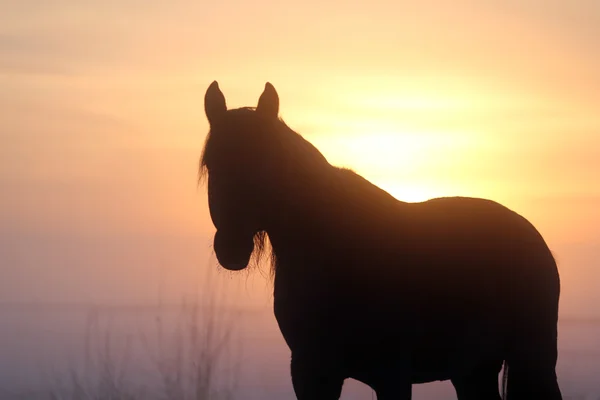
[4,268,241,400]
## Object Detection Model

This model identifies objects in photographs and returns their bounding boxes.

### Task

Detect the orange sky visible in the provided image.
[1,0,599,314]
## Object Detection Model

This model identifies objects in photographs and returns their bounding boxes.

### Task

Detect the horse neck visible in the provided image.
[260,164,402,257]
[259,162,334,236]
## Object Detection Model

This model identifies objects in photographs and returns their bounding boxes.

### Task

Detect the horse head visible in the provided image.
[201,81,280,271]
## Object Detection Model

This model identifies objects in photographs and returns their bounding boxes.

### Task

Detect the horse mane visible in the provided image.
[198,107,330,278]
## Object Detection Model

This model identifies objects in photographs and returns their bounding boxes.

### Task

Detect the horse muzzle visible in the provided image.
[213,229,254,271]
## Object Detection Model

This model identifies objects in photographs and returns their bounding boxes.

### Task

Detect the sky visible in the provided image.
[0,0,599,316]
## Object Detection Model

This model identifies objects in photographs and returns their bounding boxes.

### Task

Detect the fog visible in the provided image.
[1,226,600,399]
[2,0,600,398]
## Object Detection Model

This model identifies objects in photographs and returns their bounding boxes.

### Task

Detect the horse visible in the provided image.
[199,81,562,400]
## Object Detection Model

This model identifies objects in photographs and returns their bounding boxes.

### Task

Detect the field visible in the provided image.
[1,300,598,399]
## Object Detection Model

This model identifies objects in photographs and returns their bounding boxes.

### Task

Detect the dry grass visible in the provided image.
[39,267,242,400]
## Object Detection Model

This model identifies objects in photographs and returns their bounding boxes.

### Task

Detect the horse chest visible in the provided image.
[272,270,414,358]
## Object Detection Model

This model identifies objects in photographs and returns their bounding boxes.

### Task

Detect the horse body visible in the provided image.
[269,168,557,393]
[200,81,562,399]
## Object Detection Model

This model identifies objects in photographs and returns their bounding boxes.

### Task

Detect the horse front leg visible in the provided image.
[290,352,344,400]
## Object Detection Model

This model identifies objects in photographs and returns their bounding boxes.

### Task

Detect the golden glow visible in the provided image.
[1,0,599,312]
[378,184,445,204]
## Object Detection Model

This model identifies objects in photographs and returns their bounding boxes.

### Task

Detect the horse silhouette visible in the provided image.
[200,81,562,400]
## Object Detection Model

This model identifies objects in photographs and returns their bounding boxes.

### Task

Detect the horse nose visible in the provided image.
[221,262,248,271]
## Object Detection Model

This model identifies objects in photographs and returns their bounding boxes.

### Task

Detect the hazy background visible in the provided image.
[1,0,599,398]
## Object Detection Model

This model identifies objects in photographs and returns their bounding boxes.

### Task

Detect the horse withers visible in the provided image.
[199,81,562,400]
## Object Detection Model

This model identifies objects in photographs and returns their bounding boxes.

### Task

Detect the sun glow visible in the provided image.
[1,0,599,362]
[377,184,445,203]
[310,131,430,171]
[306,117,485,203]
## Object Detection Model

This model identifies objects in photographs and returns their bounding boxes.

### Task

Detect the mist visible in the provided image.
[1,0,600,398]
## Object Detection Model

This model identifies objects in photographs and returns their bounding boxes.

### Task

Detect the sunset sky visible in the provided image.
[1,0,599,316]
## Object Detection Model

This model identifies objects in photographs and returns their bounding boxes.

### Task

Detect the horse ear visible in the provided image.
[204,81,227,124]
[256,82,279,119]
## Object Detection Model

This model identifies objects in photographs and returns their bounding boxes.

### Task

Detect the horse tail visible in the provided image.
[501,360,509,400]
